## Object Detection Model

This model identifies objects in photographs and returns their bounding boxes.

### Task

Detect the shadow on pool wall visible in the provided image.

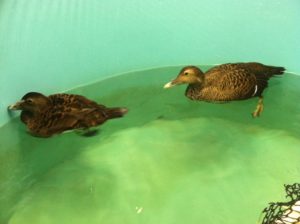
[0,66,300,223]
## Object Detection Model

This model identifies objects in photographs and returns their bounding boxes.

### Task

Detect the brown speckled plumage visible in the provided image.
[8,92,128,137]
[164,62,285,117]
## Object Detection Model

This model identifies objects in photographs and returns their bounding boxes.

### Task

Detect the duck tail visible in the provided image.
[106,107,128,119]
[252,65,285,97]
[265,65,285,77]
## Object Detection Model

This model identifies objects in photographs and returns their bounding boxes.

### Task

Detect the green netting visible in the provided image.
[261,184,300,224]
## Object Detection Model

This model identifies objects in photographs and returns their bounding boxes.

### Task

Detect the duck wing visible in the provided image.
[230,62,285,97]
[28,109,84,137]
[49,93,106,110]
[201,64,257,101]
[202,62,284,101]
[231,62,285,77]
[49,93,127,120]
[30,105,127,137]
[29,107,107,137]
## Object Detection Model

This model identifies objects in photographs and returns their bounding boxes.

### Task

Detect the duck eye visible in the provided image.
[26,99,33,103]
[184,72,189,76]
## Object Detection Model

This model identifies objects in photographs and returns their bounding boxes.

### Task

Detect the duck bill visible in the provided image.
[8,100,25,110]
[163,79,182,89]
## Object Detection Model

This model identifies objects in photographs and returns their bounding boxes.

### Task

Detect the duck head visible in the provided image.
[8,92,51,113]
[164,66,204,88]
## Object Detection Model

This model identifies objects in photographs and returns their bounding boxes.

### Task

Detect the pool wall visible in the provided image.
[0,0,299,127]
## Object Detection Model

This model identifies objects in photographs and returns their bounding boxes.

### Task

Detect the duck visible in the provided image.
[8,92,128,137]
[164,62,285,117]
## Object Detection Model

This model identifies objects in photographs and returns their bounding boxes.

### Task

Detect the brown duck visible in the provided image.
[8,92,128,137]
[164,62,285,117]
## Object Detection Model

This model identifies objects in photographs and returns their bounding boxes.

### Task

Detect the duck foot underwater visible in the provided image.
[164,62,285,117]
[252,96,264,118]
[8,92,128,137]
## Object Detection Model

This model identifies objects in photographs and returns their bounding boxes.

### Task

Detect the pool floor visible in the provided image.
[1,66,300,224]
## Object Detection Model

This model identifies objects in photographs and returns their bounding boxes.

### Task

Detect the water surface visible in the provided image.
[1,66,300,224]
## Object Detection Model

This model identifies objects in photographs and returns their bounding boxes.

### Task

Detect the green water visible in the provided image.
[1,66,300,224]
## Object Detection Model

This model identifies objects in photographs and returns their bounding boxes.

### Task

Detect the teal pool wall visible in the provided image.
[0,0,300,127]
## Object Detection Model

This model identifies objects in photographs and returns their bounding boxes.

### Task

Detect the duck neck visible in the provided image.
[185,82,203,100]
[189,81,203,88]
[21,111,34,124]
[185,72,204,98]
[189,74,205,88]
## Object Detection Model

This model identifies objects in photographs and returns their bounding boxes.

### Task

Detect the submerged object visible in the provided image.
[260,183,300,224]
[8,92,128,137]
[164,62,285,117]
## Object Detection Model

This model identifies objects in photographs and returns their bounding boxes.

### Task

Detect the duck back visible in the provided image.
[187,63,285,101]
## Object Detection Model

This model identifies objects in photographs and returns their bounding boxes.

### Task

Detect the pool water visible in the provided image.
[1,66,300,224]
